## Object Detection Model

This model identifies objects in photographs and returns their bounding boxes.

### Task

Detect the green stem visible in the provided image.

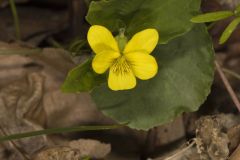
[69,40,87,51]
[0,124,125,142]
[9,0,21,40]
[207,22,216,30]
[47,37,64,48]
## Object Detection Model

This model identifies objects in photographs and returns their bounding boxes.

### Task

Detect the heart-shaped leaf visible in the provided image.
[91,25,215,130]
[86,0,200,44]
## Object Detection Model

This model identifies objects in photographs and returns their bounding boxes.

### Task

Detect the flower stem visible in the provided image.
[9,0,21,40]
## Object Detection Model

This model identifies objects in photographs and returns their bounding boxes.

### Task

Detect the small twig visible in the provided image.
[146,139,196,160]
[164,139,196,160]
[222,67,240,81]
[215,60,240,112]
[9,0,21,40]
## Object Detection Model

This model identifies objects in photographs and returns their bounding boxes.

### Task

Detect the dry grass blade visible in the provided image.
[215,60,240,112]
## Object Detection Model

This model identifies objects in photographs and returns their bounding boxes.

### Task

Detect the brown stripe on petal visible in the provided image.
[111,56,132,76]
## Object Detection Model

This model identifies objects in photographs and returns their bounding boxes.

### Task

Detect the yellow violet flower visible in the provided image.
[87,25,159,91]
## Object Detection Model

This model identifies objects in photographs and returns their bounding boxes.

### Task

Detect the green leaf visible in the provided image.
[191,11,233,23]
[91,25,214,130]
[219,17,240,44]
[86,0,201,44]
[61,59,106,92]
[234,4,240,15]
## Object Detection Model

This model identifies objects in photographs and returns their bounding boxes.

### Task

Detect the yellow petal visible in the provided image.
[125,52,158,80]
[87,25,119,54]
[123,29,159,54]
[108,58,136,91]
[92,50,120,74]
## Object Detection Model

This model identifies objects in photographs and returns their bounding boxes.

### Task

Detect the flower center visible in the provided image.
[111,56,131,75]
[115,28,128,52]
